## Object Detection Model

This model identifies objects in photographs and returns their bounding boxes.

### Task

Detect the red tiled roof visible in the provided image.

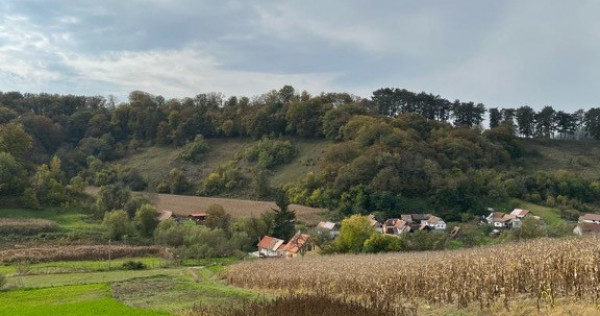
[510,209,530,217]
[257,236,285,251]
[283,232,310,254]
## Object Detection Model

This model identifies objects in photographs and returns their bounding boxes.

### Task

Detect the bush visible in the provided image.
[102,210,134,241]
[134,204,159,237]
[0,273,5,289]
[244,138,298,169]
[178,135,209,162]
[122,260,147,270]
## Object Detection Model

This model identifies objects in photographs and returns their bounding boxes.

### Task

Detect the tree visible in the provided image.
[488,108,501,128]
[205,204,231,232]
[535,106,556,138]
[452,101,485,128]
[102,209,133,240]
[134,204,159,237]
[555,111,577,139]
[515,106,536,138]
[585,108,600,140]
[251,167,271,199]
[97,184,131,213]
[0,152,25,195]
[0,123,33,160]
[333,215,374,253]
[271,189,296,240]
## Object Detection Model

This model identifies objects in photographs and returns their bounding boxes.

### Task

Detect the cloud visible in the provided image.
[61,48,339,98]
[2,0,600,111]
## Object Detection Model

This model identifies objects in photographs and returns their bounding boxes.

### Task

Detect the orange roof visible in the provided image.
[257,236,285,251]
[283,232,310,254]
[189,213,207,217]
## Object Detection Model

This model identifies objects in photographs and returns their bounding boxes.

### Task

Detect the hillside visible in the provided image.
[521,139,600,180]
[116,137,330,198]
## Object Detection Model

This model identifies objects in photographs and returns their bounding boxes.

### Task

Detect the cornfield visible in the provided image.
[225,237,600,311]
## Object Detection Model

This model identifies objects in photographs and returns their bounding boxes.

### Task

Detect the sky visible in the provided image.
[1,0,599,111]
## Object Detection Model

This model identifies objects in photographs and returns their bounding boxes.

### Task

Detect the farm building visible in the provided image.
[257,236,285,257]
[316,221,339,238]
[188,213,207,224]
[282,232,311,257]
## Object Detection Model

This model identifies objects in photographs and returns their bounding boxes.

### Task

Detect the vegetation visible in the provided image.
[226,237,600,312]
[0,245,163,263]
[0,218,57,235]
[187,293,402,316]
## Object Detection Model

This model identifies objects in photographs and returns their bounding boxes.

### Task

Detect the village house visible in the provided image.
[256,232,311,258]
[282,231,311,257]
[510,208,530,219]
[368,215,383,233]
[573,214,600,236]
[316,221,339,238]
[257,236,285,257]
[188,213,207,224]
[421,215,447,231]
[486,211,522,229]
[382,218,412,235]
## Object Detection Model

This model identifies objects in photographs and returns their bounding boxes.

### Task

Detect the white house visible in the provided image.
[316,221,339,238]
[257,236,285,257]
[422,216,447,230]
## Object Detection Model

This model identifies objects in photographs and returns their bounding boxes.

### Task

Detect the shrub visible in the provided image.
[122,260,147,270]
[244,138,298,169]
[102,210,134,241]
[178,135,209,162]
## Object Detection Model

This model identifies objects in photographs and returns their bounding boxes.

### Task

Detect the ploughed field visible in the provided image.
[225,237,600,312]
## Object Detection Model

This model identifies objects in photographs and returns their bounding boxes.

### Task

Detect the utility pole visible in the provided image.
[108,239,111,271]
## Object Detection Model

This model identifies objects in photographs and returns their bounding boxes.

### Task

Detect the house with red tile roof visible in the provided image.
[257,236,285,257]
[282,231,310,257]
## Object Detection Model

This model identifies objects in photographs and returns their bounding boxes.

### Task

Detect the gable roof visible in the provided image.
[510,209,530,217]
[580,214,600,222]
[317,221,336,230]
[426,216,444,225]
[283,232,310,254]
[257,236,285,251]
[411,214,431,221]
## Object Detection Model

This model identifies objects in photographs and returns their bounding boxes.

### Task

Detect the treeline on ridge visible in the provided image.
[1,86,600,221]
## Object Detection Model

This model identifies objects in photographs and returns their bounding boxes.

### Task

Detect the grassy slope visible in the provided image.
[521,138,600,180]
[0,207,100,235]
[118,137,330,191]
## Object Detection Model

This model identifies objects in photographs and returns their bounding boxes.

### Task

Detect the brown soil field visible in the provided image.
[86,187,325,225]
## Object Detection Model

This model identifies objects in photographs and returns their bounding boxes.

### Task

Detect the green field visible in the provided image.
[0,256,260,315]
[0,284,171,316]
[0,207,100,239]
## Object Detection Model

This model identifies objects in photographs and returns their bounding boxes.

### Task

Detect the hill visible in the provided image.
[116,137,330,198]
[521,138,600,180]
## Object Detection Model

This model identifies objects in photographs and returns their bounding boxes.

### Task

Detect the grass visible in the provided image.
[270,138,330,187]
[0,207,100,239]
[0,257,167,275]
[5,267,184,288]
[0,283,171,316]
[511,199,563,226]
[522,138,600,180]
[113,268,260,312]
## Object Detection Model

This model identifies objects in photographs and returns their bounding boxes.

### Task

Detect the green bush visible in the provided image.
[244,138,297,169]
[122,260,147,270]
[178,135,209,162]
[0,273,5,289]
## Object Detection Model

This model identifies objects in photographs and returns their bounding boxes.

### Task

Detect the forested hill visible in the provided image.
[1,86,600,221]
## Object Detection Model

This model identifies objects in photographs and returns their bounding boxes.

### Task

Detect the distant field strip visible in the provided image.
[226,237,600,310]
[86,187,324,224]
[0,245,165,263]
